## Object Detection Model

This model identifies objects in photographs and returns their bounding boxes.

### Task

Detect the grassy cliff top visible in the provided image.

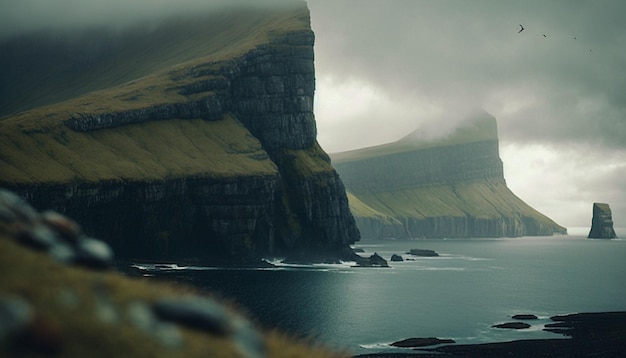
[0,3,312,185]
[0,115,277,184]
[332,111,498,164]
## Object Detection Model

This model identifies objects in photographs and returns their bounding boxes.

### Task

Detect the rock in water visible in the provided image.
[390,254,404,262]
[407,248,439,257]
[588,203,617,239]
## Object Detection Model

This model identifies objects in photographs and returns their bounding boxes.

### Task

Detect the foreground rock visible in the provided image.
[588,202,617,239]
[0,189,344,357]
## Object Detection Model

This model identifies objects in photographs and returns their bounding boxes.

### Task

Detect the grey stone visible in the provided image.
[49,242,77,264]
[41,210,82,243]
[75,237,114,269]
[0,189,39,223]
[231,315,266,358]
[153,297,232,335]
[18,224,60,250]
[127,301,184,348]
[0,295,33,339]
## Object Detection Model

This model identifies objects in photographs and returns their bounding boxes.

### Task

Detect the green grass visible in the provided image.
[332,112,498,163]
[0,115,277,184]
[0,3,313,185]
[348,178,564,230]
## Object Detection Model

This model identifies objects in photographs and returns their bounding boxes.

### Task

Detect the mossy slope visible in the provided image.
[333,114,566,238]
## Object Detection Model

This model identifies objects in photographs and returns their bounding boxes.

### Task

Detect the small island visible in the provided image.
[588,203,617,239]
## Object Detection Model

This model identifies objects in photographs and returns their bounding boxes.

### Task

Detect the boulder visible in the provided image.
[588,203,617,239]
[354,252,389,267]
[390,254,404,262]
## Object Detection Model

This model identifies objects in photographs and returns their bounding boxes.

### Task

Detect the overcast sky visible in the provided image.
[307,0,626,230]
[1,0,624,230]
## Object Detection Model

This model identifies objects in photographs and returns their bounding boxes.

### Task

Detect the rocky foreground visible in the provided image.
[0,189,345,358]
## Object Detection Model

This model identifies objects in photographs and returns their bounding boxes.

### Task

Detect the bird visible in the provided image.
[543,34,547,38]
[518,24,525,33]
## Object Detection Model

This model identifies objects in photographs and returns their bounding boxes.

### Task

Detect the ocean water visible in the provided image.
[131,228,626,355]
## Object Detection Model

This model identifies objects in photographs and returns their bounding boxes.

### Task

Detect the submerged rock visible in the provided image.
[391,337,455,348]
[512,314,538,320]
[588,203,617,239]
[407,248,439,257]
[493,322,531,329]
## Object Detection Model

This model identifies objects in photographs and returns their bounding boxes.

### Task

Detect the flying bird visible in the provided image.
[518,24,524,33]
[543,34,547,38]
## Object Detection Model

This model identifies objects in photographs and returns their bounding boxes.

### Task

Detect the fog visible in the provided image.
[1,0,624,229]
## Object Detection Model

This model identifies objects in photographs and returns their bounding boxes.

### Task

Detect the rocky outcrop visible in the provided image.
[332,114,566,239]
[588,203,617,239]
[0,3,360,264]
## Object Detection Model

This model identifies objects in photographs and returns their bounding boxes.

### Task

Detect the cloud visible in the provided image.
[0,0,299,38]
[308,0,626,227]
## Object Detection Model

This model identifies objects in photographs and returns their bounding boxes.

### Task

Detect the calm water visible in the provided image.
[132,228,626,355]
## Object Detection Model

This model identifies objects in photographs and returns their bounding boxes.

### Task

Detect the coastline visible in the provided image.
[356,311,626,357]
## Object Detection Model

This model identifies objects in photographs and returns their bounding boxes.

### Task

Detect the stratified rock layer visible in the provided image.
[588,202,617,239]
[0,3,359,264]
[332,114,566,239]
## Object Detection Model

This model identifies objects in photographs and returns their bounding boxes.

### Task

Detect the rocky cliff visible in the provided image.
[0,2,359,264]
[332,113,566,239]
[588,203,617,239]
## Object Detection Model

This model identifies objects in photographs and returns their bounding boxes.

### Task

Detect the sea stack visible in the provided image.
[588,203,617,239]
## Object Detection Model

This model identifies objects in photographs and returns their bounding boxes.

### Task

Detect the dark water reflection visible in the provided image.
[125,234,626,354]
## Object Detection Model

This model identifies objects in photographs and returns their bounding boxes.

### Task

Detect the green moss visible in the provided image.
[0,3,312,185]
[0,115,277,184]
[349,179,563,229]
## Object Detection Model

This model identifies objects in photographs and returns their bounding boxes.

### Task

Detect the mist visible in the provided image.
[0,0,300,39]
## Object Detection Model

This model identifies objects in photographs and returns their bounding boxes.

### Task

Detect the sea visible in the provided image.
[128,227,626,355]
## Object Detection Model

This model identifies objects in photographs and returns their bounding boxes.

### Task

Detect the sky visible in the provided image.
[1,0,624,229]
[306,0,626,229]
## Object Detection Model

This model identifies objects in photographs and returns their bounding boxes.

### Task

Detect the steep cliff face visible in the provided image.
[0,2,359,263]
[588,203,617,239]
[332,114,566,239]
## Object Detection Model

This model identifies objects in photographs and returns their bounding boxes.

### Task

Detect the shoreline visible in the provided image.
[356,311,626,357]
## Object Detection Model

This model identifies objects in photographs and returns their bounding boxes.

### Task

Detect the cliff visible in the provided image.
[0,2,359,264]
[332,112,567,239]
[588,203,617,239]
